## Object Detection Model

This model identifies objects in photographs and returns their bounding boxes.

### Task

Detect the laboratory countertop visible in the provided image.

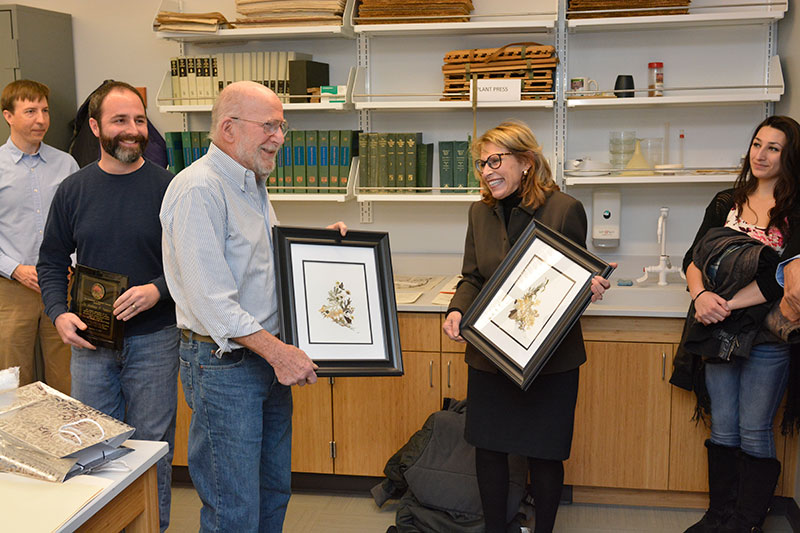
[395,269,691,318]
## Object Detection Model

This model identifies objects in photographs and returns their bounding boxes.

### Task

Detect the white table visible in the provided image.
[59,439,167,533]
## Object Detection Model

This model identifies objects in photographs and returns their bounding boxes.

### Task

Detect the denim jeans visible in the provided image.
[70,326,179,532]
[179,337,293,533]
[705,342,791,458]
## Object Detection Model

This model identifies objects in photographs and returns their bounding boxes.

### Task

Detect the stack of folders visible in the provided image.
[164,131,210,175]
[357,133,434,194]
[169,51,320,105]
[438,140,478,193]
[267,129,359,194]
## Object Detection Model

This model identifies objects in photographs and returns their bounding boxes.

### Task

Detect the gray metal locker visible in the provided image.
[0,4,76,151]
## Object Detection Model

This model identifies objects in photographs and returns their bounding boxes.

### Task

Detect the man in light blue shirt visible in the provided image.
[161,81,346,532]
[0,79,78,391]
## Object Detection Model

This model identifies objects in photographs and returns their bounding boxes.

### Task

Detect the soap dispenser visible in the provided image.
[592,190,620,248]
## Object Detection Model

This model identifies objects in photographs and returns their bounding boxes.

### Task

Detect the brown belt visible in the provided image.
[181,329,216,345]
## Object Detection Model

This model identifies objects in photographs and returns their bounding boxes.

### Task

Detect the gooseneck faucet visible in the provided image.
[637,207,686,286]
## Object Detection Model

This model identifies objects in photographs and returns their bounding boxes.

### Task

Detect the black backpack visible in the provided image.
[372,399,531,532]
[68,80,167,169]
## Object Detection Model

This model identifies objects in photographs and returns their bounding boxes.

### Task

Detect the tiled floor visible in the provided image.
[167,484,795,532]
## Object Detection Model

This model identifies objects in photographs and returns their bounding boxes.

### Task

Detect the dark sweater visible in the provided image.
[38,160,175,337]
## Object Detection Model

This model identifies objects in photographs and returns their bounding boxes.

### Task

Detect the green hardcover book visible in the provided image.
[270,142,281,193]
[404,133,422,190]
[368,133,379,192]
[164,132,184,174]
[395,135,406,188]
[190,131,202,162]
[358,131,369,192]
[416,143,433,193]
[439,141,454,193]
[180,131,193,165]
[292,130,306,194]
[453,140,470,193]
[318,130,329,193]
[305,130,318,194]
[340,130,357,192]
[281,134,293,194]
[467,139,480,192]
[376,133,388,193]
[328,130,340,193]
[386,133,396,193]
[200,132,211,156]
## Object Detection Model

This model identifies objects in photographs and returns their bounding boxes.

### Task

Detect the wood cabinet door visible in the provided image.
[669,345,793,495]
[441,352,469,403]
[291,378,334,474]
[332,351,441,476]
[564,341,672,490]
[398,313,440,352]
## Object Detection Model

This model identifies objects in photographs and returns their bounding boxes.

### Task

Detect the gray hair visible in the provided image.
[208,86,244,144]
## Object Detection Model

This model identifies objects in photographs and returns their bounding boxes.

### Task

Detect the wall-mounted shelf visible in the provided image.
[353,19,555,37]
[355,193,480,202]
[354,99,553,111]
[270,192,351,202]
[567,56,783,109]
[566,7,785,33]
[155,67,358,114]
[564,173,737,186]
[153,0,356,42]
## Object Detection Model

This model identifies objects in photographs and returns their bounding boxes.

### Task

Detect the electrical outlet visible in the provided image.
[359,200,373,224]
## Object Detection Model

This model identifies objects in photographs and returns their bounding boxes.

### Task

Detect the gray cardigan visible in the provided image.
[449,190,589,375]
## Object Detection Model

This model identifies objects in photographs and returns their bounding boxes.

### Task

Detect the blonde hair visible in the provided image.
[471,120,558,209]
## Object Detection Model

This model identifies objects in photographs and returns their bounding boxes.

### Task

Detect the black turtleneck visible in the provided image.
[499,190,522,229]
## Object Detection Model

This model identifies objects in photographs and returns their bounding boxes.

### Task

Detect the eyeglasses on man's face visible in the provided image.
[474,152,513,172]
[230,116,289,137]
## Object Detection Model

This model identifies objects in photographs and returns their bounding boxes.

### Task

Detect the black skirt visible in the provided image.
[464,365,579,460]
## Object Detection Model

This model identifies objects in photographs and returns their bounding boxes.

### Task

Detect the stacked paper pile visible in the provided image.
[355,0,474,24]
[441,43,557,101]
[235,0,347,27]
[153,11,231,32]
[567,0,690,19]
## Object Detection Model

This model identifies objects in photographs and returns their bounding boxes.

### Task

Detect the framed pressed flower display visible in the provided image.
[460,221,613,390]
[273,226,403,376]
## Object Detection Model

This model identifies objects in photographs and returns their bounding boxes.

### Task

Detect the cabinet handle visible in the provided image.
[662,352,666,380]
[430,360,434,388]
[447,361,451,388]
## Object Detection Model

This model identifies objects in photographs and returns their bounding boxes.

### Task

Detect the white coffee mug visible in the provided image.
[570,77,598,94]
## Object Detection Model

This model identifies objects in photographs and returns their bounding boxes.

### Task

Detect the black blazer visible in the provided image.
[449,190,589,375]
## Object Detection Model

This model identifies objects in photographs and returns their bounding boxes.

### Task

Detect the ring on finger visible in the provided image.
[132,303,137,311]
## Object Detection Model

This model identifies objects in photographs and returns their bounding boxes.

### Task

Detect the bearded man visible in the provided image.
[161,81,346,532]
[37,81,178,532]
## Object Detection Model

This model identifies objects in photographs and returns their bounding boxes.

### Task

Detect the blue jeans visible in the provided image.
[179,337,293,533]
[705,342,791,458]
[70,326,179,532]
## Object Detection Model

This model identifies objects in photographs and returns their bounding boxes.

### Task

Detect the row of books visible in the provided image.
[439,140,479,192]
[268,130,358,194]
[164,131,210,174]
[169,51,322,105]
[357,133,433,193]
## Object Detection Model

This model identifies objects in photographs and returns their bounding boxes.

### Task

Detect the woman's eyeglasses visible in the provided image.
[474,152,513,172]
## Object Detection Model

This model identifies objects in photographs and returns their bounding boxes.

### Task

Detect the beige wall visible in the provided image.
[14,0,183,134]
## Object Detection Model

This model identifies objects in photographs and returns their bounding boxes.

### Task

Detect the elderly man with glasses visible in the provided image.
[160,81,345,532]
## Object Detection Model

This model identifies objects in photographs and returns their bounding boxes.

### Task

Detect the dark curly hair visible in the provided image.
[733,115,800,238]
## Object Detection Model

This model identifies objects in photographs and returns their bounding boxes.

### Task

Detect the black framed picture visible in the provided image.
[460,221,614,390]
[273,226,403,377]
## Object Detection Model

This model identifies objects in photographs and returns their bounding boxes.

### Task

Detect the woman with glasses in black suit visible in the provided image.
[443,120,612,533]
